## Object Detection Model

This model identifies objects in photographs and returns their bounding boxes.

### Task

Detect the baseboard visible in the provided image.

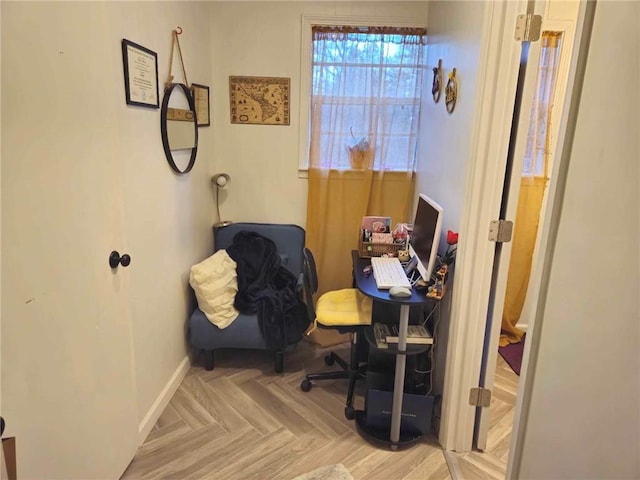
[515,323,528,333]
[137,356,190,445]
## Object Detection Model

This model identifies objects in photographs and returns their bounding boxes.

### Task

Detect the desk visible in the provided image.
[351,251,436,449]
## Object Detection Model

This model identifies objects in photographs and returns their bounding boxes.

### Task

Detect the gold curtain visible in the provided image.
[305,26,425,296]
[307,170,414,296]
[500,176,547,345]
[500,32,562,346]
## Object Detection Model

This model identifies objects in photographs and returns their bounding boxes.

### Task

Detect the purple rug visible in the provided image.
[498,334,525,376]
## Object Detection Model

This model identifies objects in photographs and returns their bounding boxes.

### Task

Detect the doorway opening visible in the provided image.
[480,25,574,472]
[499,30,565,372]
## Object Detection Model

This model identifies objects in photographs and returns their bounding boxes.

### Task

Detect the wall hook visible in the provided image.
[175,26,183,35]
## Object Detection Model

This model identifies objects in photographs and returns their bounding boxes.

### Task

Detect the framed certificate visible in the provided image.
[121,39,159,108]
[191,83,210,127]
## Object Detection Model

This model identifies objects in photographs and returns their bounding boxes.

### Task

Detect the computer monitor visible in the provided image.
[408,194,443,283]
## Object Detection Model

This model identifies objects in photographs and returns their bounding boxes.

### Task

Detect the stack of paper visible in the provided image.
[373,323,433,345]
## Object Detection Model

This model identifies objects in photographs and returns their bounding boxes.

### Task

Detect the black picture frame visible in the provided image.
[191,83,210,127]
[121,39,159,109]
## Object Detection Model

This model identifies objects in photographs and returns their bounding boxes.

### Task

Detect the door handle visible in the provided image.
[109,251,131,269]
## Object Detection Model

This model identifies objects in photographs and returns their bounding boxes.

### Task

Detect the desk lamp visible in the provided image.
[212,173,233,227]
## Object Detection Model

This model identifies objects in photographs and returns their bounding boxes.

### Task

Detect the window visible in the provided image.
[299,19,427,172]
[523,31,564,178]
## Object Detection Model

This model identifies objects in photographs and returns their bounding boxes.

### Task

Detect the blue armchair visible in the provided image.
[189,223,307,373]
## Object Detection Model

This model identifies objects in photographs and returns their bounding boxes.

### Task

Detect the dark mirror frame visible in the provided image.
[160,83,198,174]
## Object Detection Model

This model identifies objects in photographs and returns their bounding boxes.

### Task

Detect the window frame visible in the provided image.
[297,15,428,175]
[538,21,574,179]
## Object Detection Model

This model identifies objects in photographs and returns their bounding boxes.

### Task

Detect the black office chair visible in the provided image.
[300,248,372,420]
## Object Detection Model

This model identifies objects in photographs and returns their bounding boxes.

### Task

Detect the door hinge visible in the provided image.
[469,387,492,407]
[514,13,542,42]
[489,220,513,243]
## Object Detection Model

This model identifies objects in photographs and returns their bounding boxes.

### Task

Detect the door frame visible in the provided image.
[438,0,528,452]
[472,4,544,451]
[474,7,580,451]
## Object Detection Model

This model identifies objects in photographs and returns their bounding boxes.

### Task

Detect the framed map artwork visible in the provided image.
[229,76,290,126]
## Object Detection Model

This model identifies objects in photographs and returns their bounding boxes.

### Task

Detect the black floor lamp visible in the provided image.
[212,173,232,227]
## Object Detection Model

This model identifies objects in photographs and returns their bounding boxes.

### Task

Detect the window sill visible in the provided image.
[298,168,413,179]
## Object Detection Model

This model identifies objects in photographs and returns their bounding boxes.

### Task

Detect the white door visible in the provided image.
[474,10,578,449]
[1,3,138,478]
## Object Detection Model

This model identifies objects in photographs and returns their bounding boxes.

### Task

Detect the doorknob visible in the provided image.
[109,251,131,268]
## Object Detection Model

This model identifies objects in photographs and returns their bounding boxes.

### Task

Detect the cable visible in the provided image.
[409,301,441,393]
[426,302,442,396]
[408,269,421,287]
[420,302,438,327]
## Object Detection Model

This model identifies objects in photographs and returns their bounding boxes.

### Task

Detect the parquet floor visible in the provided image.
[121,341,519,480]
[446,354,520,479]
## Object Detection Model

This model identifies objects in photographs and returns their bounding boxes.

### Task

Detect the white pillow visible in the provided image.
[189,250,239,328]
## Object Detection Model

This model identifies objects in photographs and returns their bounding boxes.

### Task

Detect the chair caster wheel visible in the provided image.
[345,405,355,420]
[324,354,335,366]
[300,379,312,392]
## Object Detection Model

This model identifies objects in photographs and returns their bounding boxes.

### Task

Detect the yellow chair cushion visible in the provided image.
[316,288,373,327]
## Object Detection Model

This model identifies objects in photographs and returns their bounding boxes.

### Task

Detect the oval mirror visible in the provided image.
[160,83,198,174]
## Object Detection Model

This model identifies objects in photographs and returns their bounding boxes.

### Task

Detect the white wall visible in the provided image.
[546,0,579,21]
[516,1,640,477]
[209,1,428,227]
[415,0,487,401]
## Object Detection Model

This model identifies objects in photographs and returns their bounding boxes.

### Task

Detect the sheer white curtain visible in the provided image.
[523,32,563,178]
[309,26,427,172]
[306,26,427,295]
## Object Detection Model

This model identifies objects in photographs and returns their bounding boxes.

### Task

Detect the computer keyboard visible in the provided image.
[370,257,412,289]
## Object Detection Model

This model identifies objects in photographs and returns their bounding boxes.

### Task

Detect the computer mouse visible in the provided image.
[389,286,412,298]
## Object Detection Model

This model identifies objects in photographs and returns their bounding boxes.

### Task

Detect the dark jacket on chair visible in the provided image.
[226,231,310,350]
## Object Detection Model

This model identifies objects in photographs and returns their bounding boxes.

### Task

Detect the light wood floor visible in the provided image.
[121,342,518,480]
